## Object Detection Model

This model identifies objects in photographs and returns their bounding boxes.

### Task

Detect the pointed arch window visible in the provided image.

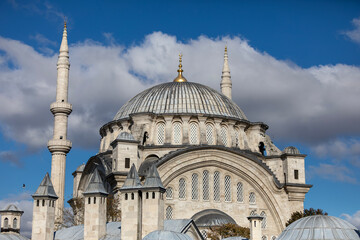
[173,122,182,144]
[261,211,267,228]
[4,218,8,228]
[220,125,228,146]
[202,170,209,201]
[237,182,243,202]
[189,122,199,144]
[156,122,165,145]
[213,171,220,202]
[166,206,173,220]
[224,175,231,202]
[166,187,173,199]
[179,178,186,199]
[13,218,17,229]
[206,124,214,145]
[191,173,199,200]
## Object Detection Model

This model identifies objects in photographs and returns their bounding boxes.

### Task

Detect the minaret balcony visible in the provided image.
[47,139,72,153]
[50,102,72,115]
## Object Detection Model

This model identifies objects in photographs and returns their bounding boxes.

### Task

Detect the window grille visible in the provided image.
[157,123,165,145]
[173,122,182,144]
[262,236,268,240]
[214,171,220,202]
[166,206,173,220]
[237,182,244,202]
[202,170,210,201]
[179,178,186,199]
[166,187,173,199]
[201,230,207,239]
[220,125,228,146]
[261,211,267,228]
[249,192,256,204]
[225,175,231,202]
[189,122,199,144]
[13,218,17,229]
[191,173,199,200]
[235,129,240,147]
[250,210,257,216]
[4,218,8,228]
[206,124,214,145]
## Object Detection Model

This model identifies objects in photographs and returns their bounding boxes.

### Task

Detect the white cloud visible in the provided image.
[308,163,357,184]
[0,151,22,167]
[0,192,33,237]
[343,17,360,44]
[342,210,360,230]
[0,32,360,154]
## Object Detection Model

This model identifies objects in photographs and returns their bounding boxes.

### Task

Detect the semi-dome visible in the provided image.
[283,146,300,155]
[113,82,247,121]
[277,215,360,240]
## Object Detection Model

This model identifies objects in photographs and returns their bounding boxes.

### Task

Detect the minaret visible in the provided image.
[220,46,232,99]
[47,21,72,227]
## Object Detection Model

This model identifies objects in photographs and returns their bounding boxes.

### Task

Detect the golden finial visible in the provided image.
[173,53,187,82]
[225,45,227,53]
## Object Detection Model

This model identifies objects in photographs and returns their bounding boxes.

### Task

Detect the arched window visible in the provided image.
[4,218,8,228]
[179,178,186,199]
[94,197,96,204]
[201,230,207,239]
[189,122,199,144]
[13,218,17,229]
[191,173,199,200]
[131,193,134,200]
[166,206,173,220]
[173,122,182,144]
[235,128,240,147]
[261,211,267,229]
[206,124,214,145]
[262,236,268,240]
[249,192,256,204]
[202,170,209,201]
[224,175,231,202]
[125,193,128,200]
[213,171,220,202]
[271,236,277,240]
[237,182,243,202]
[156,122,165,145]
[220,125,228,146]
[166,187,173,199]
[250,210,257,216]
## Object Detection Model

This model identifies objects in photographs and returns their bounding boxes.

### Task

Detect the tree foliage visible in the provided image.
[286,208,328,226]
[207,223,250,240]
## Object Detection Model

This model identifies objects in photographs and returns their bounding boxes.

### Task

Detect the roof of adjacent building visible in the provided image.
[0,233,29,240]
[32,172,58,199]
[277,215,360,240]
[113,82,247,121]
[83,168,108,195]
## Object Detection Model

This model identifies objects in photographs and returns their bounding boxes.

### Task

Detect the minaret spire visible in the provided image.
[47,21,72,228]
[220,46,232,99]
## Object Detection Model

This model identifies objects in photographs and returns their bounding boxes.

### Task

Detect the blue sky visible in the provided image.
[0,0,360,235]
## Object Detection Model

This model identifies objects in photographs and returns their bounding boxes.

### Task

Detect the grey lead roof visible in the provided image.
[83,168,108,195]
[120,164,142,190]
[113,82,247,121]
[0,204,22,213]
[191,209,236,227]
[0,233,29,240]
[32,172,58,199]
[143,165,165,189]
[277,215,360,240]
[142,230,192,240]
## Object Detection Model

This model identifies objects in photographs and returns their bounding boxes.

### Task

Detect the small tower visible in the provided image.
[48,21,72,227]
[141,165,166,238]
[83,169,108,240]
[0,204,24,234]
[31,173,58,240]
[220,46,232,99]
[120,164,143,240]
[247,215,264,240]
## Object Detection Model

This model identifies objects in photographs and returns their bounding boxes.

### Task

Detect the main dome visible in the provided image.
[113,82,247,121]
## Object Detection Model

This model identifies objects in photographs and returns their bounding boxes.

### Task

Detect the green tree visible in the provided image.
[286,208,328,226]
[207,223,250,240]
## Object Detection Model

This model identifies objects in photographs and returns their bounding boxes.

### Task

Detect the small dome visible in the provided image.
[116,132,135,141]
[192,209,236,227]
[2,204,22,212]
[277,215,360,240]
[143,230,192,240]
[283,146,300,155]
[222,237,248,240]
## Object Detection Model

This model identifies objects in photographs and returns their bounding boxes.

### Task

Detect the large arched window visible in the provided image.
[173,122,182,144]
[249,192,256,204]
[179,178,186,199]
[206,124,214,145]
[213,171,220,202]
[189,122,199,144]
[4,218,8,228]
[13,218,17,229]
[191,173,199,200]
[166,206,173,220]
[261,211,267,229]
[220,125,228,146]
[156,122,165,145]
[202,170,209,201]
[166,187,173,199]
[224,175,231,202]
[237,182,244,202]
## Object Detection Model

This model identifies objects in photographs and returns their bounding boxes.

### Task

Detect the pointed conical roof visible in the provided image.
[143,165,165,190]
[83,169,108,196]
[32,173,58,199]
[120,164,142,190]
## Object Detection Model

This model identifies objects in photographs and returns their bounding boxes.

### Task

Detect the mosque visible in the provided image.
[1,23,360,240]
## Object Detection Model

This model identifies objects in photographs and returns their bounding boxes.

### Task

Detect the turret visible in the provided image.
[83,169,108,240]
[0,204,24,234]
[120,164,143,240]
[220,46,232,99]
[111,132,140,172]
[247,215,264,240]
[31,173,58,240]
[47,21,72,227]
[141,165,166,238]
